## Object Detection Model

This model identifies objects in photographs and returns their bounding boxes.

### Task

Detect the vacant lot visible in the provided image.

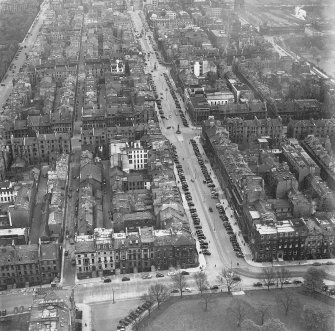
[140,289,334,331]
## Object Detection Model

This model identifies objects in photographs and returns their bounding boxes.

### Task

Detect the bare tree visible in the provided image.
[276,268,291,289]
[261,267,275,291]
[226,298,251,327]
[171,271,187,298]
[193,271,209,295]
[255,304,272,325]
[140,293,154,318]
[242,318,289,331]
[132,313,144,331]
[275,290,297,316]
[148,283,170,309]
[217,268,241,294]
[302,304,331,331]
[201,292,215,312]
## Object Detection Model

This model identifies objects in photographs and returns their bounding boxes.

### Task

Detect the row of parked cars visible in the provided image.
[190,139,217,198]
[163,73,189,127]
[253,279,302,287]
[117,301,153,330]
[216,204,244,258]
[148,73,166,121]
[170,143,211,256]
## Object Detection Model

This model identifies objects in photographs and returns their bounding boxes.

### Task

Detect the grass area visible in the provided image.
[0,313,30,331]
[91,298,141,331]
[140,289,334,331]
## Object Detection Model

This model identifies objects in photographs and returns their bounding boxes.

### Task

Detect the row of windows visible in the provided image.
[0,195,14,202]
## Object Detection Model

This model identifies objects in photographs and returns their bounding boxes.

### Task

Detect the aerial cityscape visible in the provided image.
[0,0,334,330]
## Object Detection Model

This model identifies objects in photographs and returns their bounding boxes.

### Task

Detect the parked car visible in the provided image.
[253,282,263,287]
[122,276,130,281]
[156,272,164,278]
[103,278,111,283]
[142,274,152,279]
[181,271,190,275]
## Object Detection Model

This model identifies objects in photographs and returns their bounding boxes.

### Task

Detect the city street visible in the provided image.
[61,149,81,287]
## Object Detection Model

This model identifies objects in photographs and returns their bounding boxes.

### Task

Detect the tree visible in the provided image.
[302,305,331,331]
[131,311,144,331]
[260,267,275,291]
[226,298,251,327]
[170,271,187,298]
[275,290,296,316]
[303,267,326,294]
[140,293,154,318]
[275,268,291,289]
[124,60,130,76]
[255,304,272,326]
[193,271,209,295]
[217,268,241,294]
[147,283,169,309]
[201,292,215,312]
[242,318,289,331]
[206,71,218,88]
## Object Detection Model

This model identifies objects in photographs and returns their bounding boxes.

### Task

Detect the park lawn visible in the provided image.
[140,288,334,331]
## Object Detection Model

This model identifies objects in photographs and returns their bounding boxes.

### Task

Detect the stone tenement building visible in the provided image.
[74,227,198,279]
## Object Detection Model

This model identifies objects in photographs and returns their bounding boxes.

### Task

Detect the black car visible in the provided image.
[103,278,112,283]
[122,276,130,281]
[253,282,263,287]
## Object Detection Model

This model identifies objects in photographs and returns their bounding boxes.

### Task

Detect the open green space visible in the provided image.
[0,6,39,80]
[0,313,30,331]
[139,289,334,331]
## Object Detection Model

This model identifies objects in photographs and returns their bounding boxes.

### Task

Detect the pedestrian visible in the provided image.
[215,264,216,267]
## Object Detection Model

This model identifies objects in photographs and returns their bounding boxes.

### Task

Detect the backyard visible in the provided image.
[139,289,334,331]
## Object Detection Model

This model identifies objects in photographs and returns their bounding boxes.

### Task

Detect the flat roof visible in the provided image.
[0,228,27,237]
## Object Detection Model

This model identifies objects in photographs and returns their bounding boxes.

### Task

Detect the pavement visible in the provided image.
[76,303,92,331]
